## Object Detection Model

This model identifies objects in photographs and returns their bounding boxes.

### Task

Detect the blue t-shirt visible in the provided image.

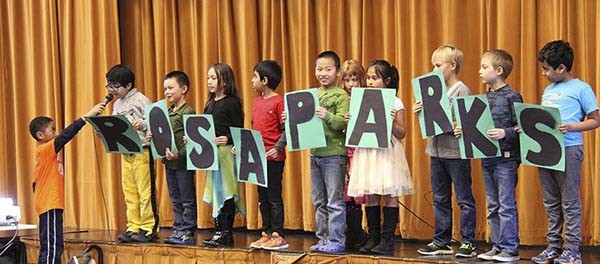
[541,78,599,146]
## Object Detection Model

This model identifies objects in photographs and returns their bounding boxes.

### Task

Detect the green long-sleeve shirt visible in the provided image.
[311,86,349,157]
[162,102,195,169]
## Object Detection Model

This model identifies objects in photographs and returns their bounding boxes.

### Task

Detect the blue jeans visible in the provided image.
[430,157,475,246]
[482,158,520,254]
[166,168,197,232]
[311,155,347,244]
[538,145,583,252]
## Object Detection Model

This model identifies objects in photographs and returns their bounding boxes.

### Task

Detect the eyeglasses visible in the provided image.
[105,83,123,90]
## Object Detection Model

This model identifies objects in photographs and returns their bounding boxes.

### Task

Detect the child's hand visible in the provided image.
[182,136,188,145]
[344,112,351,122]
[281,111,287,122]
[391,109,397,119]
[214,136,228,145]
[453,126,462,138]
[132,120,142,130]
[165,148,178,160]
[514,126,521,133]
[487,128,506,140]
[266,148,278,159]
[316,107,328,120]
[231,146,237,155]
[146,131,152,141]
[558,124,568,134]
[84,103,106,117]
[412,101,422,113]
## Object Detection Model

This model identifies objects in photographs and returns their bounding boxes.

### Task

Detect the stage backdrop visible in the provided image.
[1,0,599,245]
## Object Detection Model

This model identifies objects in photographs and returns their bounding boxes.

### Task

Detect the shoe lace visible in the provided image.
[543,248,558,257]
[459,243,474,250]
[559,249,579,259]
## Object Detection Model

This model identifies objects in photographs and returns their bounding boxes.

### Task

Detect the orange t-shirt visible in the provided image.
[33,139,64,215]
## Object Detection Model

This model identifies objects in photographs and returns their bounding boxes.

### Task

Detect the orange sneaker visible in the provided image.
[261,232,289,250]
[249,232,270,249]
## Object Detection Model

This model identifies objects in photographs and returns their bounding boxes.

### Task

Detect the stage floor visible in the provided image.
[19,228,600,263]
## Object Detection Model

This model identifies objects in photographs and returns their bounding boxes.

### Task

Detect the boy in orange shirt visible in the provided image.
[29,103,104,264]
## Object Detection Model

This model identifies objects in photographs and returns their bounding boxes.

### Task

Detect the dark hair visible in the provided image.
[164,70,191,94]
[369,60,399,93]
[538,40,574,71]
[253,60,282,90]
[484,49,514,80]
[29,116,53,141]
[106,64,135,89]
[204,63,242,110]
[316,50,341,70]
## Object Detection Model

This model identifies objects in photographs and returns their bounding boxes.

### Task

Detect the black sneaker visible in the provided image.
[167,230,195,245]
[164,230,183,244]
[531,247,562,264]
[118,231,135,243]
[417,242,453,255]
[455,242,477,258]
[131,230,157,243]
[204,230,233,248]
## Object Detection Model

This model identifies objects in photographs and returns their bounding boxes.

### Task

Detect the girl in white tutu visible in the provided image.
[348,60,415,255]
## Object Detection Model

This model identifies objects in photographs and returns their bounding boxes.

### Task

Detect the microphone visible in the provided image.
[102,94,114,107]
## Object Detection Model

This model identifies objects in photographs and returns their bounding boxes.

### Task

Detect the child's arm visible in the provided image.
[560,110,600,133]
[503,93,524,141]
[268,102,287,158]
[54,103,104,153]
[216,100,244,145]
[489,93,524,141]
[132,120,147,131]
[391,109,406,140]
[227,100,245,144]
[560,87,600,133]
[132,97,152,131]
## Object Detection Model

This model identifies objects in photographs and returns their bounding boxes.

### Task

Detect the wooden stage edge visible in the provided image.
[19,228,600,264]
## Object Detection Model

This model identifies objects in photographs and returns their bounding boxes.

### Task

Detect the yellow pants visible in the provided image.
[121,149,158,234]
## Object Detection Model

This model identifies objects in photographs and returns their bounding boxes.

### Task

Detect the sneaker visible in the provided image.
[491,250,520,262]
[117,231,135,243]
[164,230,183,243]
[250,232,271,249]
[319,241,345,254]
[417,242,453,256]
[310,240,327,252]
[261,232,289,250]
[167,230,195,245]
[477,247,500,260]
[455,242,477,258]
[531,247,562,264]
[131,230,157,243]
[203,230,233,247]
[554,249,582,264]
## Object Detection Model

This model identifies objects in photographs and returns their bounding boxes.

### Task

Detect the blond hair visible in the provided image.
[338,60,366,93]
[431,44,463,74]
[483,49,514,80]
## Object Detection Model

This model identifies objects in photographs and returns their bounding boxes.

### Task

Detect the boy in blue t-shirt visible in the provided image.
[531,40,600,264]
